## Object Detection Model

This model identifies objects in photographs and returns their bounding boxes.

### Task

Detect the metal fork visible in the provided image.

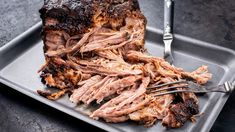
[146,80,235,97]
[163,0,174,64]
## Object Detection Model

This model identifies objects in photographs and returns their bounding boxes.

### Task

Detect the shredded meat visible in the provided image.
[38,0,212,128]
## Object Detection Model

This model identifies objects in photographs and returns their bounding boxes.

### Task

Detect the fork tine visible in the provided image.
[148,80,235,97]
[146,80,187,90]
[152,89,207,97]
[147,85,188,94]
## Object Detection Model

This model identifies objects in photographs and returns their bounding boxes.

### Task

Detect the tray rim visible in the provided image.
[0,22,235,132]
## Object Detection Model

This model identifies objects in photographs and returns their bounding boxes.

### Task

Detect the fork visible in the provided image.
[163,0,174,64]
[146,80,235,97]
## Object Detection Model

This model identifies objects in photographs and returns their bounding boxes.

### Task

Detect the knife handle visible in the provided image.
[164,0,174,35]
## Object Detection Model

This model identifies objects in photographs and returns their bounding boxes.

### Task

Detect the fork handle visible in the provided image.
[164,0,174,35]
[205,83,230,93]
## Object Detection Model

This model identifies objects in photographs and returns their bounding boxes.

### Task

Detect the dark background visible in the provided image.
[0,0,235,131]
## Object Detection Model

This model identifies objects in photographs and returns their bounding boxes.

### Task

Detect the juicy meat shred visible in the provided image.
[92,75,142,104]
[70,75,102,103]
[38,0,212,128]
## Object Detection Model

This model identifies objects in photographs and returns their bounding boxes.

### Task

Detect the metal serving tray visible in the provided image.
[0,22,235,132]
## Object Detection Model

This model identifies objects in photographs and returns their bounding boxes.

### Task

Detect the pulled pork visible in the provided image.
[38,0,212,128]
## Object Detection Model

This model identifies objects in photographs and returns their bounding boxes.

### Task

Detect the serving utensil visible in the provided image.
[146,80,235,97]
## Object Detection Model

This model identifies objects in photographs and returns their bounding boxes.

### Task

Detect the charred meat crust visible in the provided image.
[40,0,94,35]
[170,99,198,125]
[162,98,199,128]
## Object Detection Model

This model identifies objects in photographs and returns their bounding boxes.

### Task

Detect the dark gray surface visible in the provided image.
[0,0,235,132]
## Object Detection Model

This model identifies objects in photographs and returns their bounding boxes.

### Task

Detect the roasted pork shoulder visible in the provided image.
[38,0,212,128]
